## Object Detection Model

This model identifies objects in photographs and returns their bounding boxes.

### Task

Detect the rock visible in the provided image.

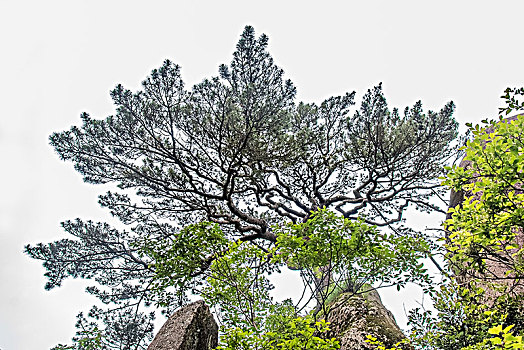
[325,288,408,350]
[147,300,218,350]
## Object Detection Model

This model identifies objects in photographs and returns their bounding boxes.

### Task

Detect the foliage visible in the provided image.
[270,209,434,315]
[499,87,524,116]
[366,335,409,350]
[149,209,433,330]
[216,315,340,350]
[52,327,103,350]
[406,281,516,350]
[368,323,524,350]
[385,100,524,350]
[26,26,460,348]
[51,309,154,350]
[363,92,524,350]
[139,222,229,308]
[443,114,524,284]
[202,240,276,330]
[366,272,523,350]
[462,324,524,350]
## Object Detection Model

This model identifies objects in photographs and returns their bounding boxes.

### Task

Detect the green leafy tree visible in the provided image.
[147,209,434,344]
[443,114,524,291]
[26,26,460,348]
[429,108,524,350]
[405,279,523,350]
[215,315,340,350]
[374,93,524,350]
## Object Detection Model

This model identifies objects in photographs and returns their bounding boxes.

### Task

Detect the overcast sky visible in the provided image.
[2,1,524,349]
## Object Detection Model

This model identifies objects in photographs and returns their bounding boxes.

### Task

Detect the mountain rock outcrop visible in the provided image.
[325,288,407,350]
[147,300,218,350]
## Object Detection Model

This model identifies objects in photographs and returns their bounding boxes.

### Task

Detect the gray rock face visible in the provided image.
[147,300,218,350]
[325,289,407,350]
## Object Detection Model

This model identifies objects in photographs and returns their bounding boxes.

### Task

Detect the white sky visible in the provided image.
[1,1,524,349]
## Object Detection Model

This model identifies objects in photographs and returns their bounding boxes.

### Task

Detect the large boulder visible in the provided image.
[325,288,407,350]
[147,300,218,350]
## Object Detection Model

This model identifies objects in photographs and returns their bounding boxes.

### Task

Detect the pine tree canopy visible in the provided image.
[26,26,460,349]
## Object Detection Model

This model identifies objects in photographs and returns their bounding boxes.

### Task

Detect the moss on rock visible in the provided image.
[323,289,408,350]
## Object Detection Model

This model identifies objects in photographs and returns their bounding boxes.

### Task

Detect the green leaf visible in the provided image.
[489,325,503,335]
